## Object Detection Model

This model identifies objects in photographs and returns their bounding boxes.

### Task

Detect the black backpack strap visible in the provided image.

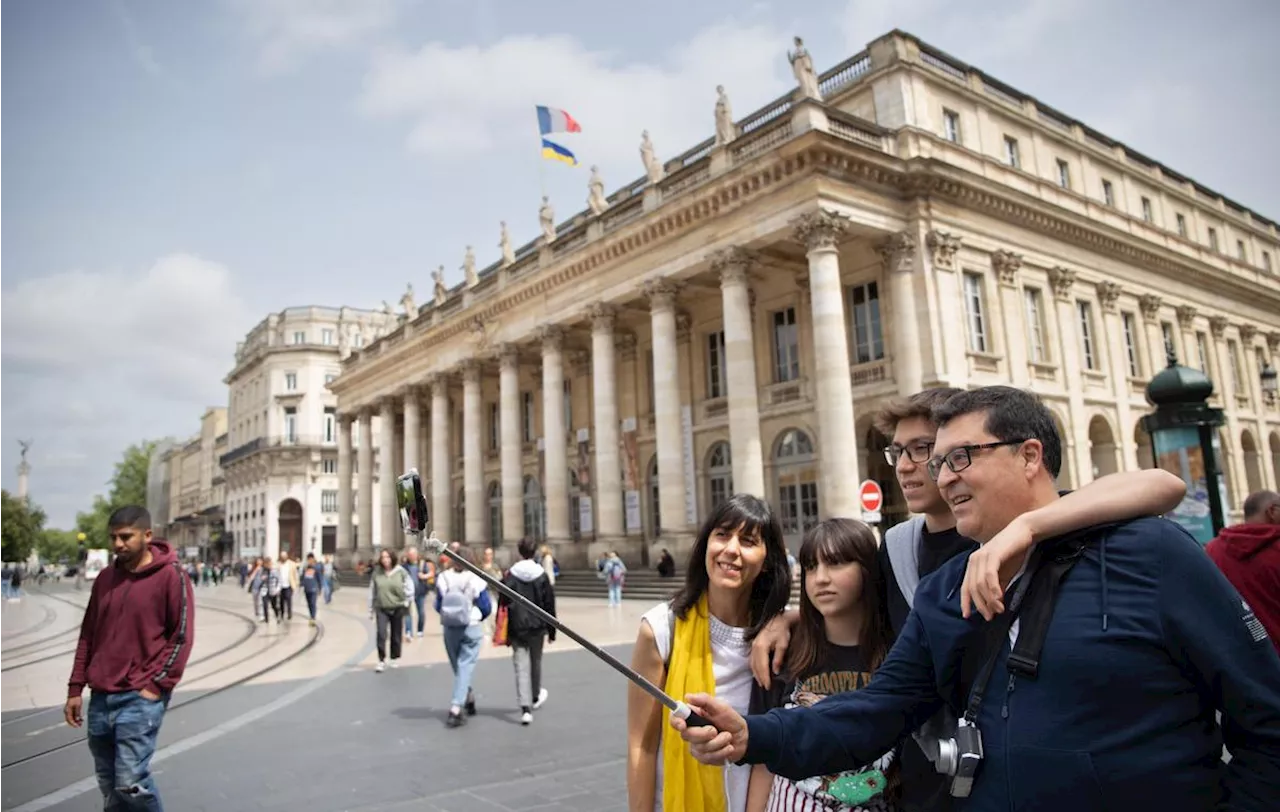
[1006,535,1091,679]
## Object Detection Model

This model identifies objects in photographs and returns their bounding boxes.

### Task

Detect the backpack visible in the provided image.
[439,576,474,628]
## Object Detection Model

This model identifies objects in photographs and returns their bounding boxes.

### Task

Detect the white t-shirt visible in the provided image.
[641,601,753,812]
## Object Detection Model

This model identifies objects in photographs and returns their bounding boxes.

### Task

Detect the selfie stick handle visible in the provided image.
[418,531,709,728]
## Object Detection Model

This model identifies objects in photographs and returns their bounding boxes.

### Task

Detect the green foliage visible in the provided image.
[2,490,46,562]
[74,442,157,547]
[37,528,80,564]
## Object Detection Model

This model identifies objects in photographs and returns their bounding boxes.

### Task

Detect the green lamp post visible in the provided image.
[1141,347,1227,543]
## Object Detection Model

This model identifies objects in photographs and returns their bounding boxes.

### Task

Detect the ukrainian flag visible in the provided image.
[541,138,579,167]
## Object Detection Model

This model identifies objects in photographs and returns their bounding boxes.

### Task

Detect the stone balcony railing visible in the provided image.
[219,434,336,467]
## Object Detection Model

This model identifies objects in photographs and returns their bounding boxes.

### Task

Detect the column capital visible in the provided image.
[1095,281,1122,313]
[616,331,638,361]
[877,231,917,274]
[675,311,693,342]
[992,250,1023,287]
[795,274,811,303]
[1139,294,1163,323]
[497,342,520,371]
[643,278,681,313]
[460,358,482,385]
[539,325,564,354]
[791,209,850,253]
[395,383,421,402]
[1048,266,1075,301]
[1175,305,1198,330]
[588,302,617,333]
[337,411,355,427]
[426,373,451,396]
[926,229,962,270]
[710,246,758,286]
[1209,314,1228,338]
[1267,331,1280,353]
[1239,324,1258,344]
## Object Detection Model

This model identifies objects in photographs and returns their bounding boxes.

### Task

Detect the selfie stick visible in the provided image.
[414,530,709,728]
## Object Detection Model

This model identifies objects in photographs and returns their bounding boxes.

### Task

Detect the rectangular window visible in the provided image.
[1024,288,1048,363]
[292,331,306,345]
[322,458,337,475]
[1102,179,1115,207]
[321,490,338,513]
[1264,251,1273,273]
[324,373,336,385]
[1208,228,1219,252]
[521,392,534,443]
[1077,300,1098,370]
[285,371,298,391]
[772,307,800,382]
[284,407,297,443]
[1161,322,1176,359]
[323,408,336,443]
[1236,240,1247,261]
[1196,332,1211,373]
[1121,313,1140,377]
[1141,197,1153,222]
[706,331,726,399]
[962,273,988,353]
[1056,159,1070,189]
[489,402,500,451]
[1003,136,1020,169]
[1176,214,1187,237]
[849,282,884,364]
[943,109,960,143]
[353,333,364,348]
[321,328,334,346]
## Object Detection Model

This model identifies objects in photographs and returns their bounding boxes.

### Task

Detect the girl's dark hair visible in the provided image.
[379,549,399,568]
[786,518,890,681]
[669,494,791,642]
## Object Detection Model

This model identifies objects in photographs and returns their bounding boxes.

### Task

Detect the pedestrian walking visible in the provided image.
[277,553,298,621]
[259,558,282,623]
[401,547,427,641]
[369,549,414,672]
[434,544,492,727]
[600,550,626,606]
[500,538,557,725]
[322,553,336,604]
[64,506,194,812]
[301,553,323,626]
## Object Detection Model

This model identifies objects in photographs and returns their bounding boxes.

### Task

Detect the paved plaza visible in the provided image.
[1,581,660,811]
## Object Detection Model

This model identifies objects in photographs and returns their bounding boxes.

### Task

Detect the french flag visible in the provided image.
[536,105,582,135]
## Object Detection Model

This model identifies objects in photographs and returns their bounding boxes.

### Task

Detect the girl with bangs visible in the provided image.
[627,494,792,812]
[748,519,899,812]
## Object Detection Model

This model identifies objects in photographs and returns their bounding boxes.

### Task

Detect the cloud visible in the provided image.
[230,0,401,73]
[357,20,795,168]
[1,254,253,527]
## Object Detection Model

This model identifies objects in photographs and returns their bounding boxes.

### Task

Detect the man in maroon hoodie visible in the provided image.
[1207,490,1280,656]
[64,506,195,811]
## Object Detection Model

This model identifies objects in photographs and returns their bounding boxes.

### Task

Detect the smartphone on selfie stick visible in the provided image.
[394,469,709,728]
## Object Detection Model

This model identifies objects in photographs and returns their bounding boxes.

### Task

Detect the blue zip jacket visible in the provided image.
[744,517,1280,810]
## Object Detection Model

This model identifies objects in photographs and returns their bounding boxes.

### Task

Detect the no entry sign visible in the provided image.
[859,480,883,523]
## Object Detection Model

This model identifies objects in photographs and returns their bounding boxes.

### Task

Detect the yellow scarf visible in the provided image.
[661,594,727,811]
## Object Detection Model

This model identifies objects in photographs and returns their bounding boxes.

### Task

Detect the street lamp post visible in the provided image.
[1141,348,1227,544]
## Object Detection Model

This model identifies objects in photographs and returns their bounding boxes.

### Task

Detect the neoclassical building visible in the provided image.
[328,30,1280,568]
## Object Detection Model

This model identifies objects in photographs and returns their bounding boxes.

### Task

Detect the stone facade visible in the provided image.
[221,305,389,562]
[157,407,228,562]
[328,30,1280,568]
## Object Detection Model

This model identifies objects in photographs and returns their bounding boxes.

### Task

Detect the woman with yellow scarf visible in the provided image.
[627,494,792,811]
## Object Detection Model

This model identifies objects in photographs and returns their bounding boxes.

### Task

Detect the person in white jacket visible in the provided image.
[368,549,414,673]
[434,545,492,727]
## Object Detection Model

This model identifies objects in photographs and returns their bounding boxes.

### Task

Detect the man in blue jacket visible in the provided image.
[673,386,1280,810]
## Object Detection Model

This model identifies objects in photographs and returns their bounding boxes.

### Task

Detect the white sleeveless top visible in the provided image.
[641,601,754,812]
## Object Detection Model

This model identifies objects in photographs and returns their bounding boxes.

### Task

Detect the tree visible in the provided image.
[75,495,113,549]
[38,528,80,564]
[75,442,157,546]
[2,490,46,562]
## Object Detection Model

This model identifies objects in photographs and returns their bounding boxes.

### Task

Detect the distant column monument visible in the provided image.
[17,440,32,500]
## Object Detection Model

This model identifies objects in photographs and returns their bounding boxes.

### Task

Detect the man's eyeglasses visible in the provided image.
[926,440,1028,481]
[883,442,934,466]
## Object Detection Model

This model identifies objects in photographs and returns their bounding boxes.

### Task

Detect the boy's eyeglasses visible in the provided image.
[883,442,934,466]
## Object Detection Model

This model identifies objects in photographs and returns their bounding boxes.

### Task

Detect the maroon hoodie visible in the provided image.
[68,539,196,697]
[1206,523,1280,655]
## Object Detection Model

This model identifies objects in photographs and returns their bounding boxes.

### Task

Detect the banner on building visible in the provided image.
[577,429,593,535]
[620,417,642,533]
[681,405,697,527]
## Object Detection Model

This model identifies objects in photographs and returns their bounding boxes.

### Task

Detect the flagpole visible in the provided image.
[535,110,547,203]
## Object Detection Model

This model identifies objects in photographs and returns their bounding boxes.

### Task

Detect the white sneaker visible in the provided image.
[520,711,532,725]
[390,659,399,669]
[533,688,549,709]
[375,662,385,673]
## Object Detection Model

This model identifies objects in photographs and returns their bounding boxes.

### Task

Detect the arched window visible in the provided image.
[569,469,582,540]
[647,455,661,538]
[706,442,733,511]
[455,487,466,543]
[487,481,502,547]
[523,476,545,542]
[774,428,818,543]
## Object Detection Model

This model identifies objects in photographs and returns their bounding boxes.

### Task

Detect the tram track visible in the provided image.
[1,603,323,770]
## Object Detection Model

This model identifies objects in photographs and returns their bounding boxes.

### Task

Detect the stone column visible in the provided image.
[792,211,861,518]
[541,327,571,543]
[430,376,452,543]
[337,414,354,551]
[1139,294,1167,371]
[356,408,373,551]
[992,250,1029,386]
[462,361,485,544]
[1096,282,1137,470]
[402,389,420,476]
[379,397,399,548]
[589,304,625,539]
[1209,318,1246,513]
[646,280,691,539]
[499,345,524,545]
[711,248,765,497]
[1049,267,1092,485]
[880,231,926,395]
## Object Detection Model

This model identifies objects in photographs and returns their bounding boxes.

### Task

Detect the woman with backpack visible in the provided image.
[434,544,493,728]
[500,538,558,726]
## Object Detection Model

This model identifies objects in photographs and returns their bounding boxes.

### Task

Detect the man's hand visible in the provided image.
[961,514,1034,620]
[64,695,83,728]
[749,613,794,690]
[668,694,749,766]
[140,687,161,701]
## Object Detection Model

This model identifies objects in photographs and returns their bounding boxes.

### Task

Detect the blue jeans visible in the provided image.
[442,624,483,708]
[404,591,427,636]
[608,582,623,605]
[322,579,333,604]
[86,690,168,811]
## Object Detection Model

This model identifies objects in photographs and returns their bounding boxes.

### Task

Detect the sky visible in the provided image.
[3,0,1278,528]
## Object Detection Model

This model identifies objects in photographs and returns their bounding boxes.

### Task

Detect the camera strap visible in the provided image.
[962,548,1039,724]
